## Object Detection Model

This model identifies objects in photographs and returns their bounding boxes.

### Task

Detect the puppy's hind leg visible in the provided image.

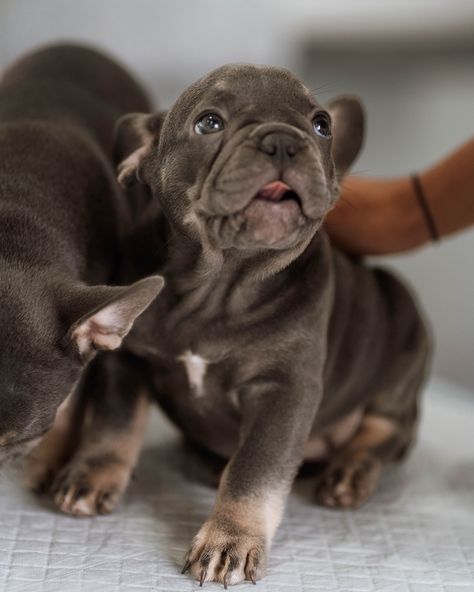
[316,284,431,509]
[315,367,428,508]
[52,352,151,516]
[314,412,406,508]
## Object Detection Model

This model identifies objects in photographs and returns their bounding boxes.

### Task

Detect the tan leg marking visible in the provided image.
[185,465,285,586]
[25,393,76,491]
[303,407,364,461]
[349,414,396,449]
[52,392,149,516]
[315,414,397,508]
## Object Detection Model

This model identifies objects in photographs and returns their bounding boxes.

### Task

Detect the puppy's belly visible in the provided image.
[303,407,363,461]
[153,353,364,461]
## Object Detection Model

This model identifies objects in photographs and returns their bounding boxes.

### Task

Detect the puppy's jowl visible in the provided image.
[108,65,430,586]
[0,45,163,491]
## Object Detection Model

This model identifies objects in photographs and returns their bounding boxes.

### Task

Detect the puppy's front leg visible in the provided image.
[185,378,320,587]
[52,351,151,516]
[25,389,79,492]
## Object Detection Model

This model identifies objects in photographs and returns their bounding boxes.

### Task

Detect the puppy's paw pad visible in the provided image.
[51,457,130,516]
[183,519,266,586]
[314,454,381,508]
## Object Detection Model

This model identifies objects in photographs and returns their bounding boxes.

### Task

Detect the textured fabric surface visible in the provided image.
[0,379,473,592]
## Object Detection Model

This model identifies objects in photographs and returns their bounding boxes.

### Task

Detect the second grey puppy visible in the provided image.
[0,44,162,479]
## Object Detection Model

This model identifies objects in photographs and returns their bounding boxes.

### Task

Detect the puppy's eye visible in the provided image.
[312,112,332,139]
[195,113,224,134]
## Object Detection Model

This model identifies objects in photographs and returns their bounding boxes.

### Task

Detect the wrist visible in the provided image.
[383,177,431,252]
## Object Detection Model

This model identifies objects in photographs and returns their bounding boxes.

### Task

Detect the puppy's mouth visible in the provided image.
[230,180,306,247]
[252,180,302,208]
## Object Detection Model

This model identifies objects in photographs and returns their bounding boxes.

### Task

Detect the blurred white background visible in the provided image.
[1,0,473,390]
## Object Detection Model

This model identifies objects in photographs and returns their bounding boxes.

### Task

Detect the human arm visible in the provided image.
[325,138,474,255]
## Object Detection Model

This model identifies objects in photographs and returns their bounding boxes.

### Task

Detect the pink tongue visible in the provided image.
[257,181,291,201]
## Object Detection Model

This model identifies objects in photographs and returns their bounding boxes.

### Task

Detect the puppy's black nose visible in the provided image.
[257,132,302,160]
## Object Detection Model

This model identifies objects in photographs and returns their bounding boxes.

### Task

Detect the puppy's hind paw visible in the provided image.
[314,452,382,509]
[51,454,132,516]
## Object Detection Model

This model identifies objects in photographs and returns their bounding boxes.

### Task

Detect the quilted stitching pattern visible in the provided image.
[0,381,473,592]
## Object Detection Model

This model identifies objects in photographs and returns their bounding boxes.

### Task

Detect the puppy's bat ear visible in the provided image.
[114,112,165,187]
[326,96,365,180]
[65,275,164,361]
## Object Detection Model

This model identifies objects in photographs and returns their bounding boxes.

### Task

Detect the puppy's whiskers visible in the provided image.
[309,82,335,98]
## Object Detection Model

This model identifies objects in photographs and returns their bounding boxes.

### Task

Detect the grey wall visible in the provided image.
[1,0,473,389]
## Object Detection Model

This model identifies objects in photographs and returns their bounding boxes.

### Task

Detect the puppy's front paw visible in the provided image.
[51,455,132,516]
[183,517,266,587]
[314,452,382,508]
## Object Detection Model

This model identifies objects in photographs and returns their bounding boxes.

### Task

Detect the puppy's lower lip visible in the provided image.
[253,181,302,207]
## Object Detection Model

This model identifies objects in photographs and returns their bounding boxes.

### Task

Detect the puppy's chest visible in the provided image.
[176,349,213,398]
[134,288,314,402]
[136,317,239,403]
[151,345,240,413]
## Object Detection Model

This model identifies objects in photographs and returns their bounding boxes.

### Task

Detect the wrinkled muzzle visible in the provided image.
[197,123,333,249]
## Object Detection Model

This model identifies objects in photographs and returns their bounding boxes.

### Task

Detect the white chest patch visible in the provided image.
[178,350,208,396]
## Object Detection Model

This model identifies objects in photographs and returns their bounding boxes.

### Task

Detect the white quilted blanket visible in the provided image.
[1,379,473,592]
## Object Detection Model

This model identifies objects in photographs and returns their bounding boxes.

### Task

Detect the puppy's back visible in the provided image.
[0,43,150,150]
[0,44,151,280]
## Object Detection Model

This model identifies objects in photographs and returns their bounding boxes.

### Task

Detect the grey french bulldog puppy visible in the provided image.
[111,64,430,586]
[0,44,163,477]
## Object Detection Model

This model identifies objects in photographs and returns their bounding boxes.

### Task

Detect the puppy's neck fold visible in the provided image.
[162,221,324,320]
